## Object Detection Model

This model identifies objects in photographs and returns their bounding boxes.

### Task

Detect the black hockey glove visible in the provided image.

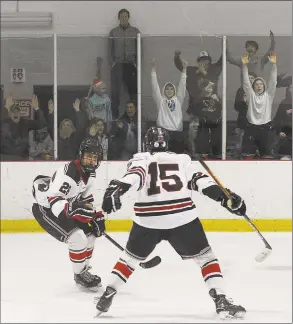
[221,189,246,216]
[65,201,96,223]
[102,180,131,214]
[90,211,105,237]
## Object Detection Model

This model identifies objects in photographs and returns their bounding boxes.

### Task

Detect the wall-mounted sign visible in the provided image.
[13,98,33,119]
[11,68,26,83]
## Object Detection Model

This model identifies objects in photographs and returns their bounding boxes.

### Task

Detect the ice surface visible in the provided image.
[1,232,292,323]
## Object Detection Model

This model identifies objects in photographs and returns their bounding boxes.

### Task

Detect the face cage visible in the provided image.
[80,151,101,172]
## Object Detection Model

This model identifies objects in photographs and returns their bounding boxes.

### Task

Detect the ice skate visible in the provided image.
[95,286,117,316]
[209,288,246,320]
[74,266,102,292]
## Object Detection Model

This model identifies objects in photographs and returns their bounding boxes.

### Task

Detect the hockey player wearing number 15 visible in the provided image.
[95,126,247,320]
[31,138,106,292]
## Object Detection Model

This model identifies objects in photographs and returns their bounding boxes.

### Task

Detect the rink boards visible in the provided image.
[1,161,292,232]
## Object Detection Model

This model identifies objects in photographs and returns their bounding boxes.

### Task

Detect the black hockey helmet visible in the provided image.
[79,137,103,173]
[143,126,169,153]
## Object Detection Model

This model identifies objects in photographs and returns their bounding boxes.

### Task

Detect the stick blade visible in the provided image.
[255,247,272,263]
[139,256,162,269]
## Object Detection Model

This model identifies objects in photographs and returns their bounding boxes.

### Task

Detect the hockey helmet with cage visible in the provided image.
[143,127,169,153]
[79,138,103,173]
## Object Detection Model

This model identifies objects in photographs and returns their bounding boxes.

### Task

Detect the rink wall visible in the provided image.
[0,161,292,233]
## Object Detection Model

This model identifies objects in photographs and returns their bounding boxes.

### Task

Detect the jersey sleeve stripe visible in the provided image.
[123,166,146,190]
[78,194,94,204]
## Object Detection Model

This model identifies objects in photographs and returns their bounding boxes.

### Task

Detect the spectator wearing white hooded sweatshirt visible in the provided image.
[241,51,277,159]
[151,57,187,153]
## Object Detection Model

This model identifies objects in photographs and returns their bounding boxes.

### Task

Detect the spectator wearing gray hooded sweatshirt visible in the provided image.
[241,51,277,159]
[151,57,187,154]
[227,31,276,83]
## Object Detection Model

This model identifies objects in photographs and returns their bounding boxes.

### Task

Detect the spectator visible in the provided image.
[241,52,277,159]
[108,8,140,119]
[29,127,54,161]
[189,80,222,159]
[277,74,292,89]
[234,72,257,154]
[151,57,187,153]
[47,99,84,160]
[86,118,109,160]
[174,50,222,115]
[111,100,142,160]
[273,83,292,159]
[0,94,47,161]
[84,79,112,132]
[227,31,276,81]
[1,92,13,122]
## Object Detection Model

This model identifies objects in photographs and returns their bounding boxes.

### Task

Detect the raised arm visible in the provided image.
[177,59,188,105]
[174,51,183,72]
[261,30,276,71]
[267,52,277,99]
[241,53,254,98]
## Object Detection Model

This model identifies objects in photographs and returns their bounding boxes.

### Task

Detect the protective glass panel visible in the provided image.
[0,35,54,161]
[226,34,291,160]
[141,35,224,160]
[56,35,139,161]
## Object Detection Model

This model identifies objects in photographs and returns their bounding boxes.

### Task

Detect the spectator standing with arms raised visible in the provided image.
[227,30,276,81]
[108,9,140,119]
[241,51,277,159]
[1,94,47,161]
[151,57,187,153]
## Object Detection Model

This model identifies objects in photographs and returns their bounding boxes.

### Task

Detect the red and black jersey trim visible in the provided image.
[77,194,94,204]
[134,197,195,217]
[123,166,146,190]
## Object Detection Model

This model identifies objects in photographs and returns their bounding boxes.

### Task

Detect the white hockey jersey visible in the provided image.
[32,160,96,217]
[120,152,217,229]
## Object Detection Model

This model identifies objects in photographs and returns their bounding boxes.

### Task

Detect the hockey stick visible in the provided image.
[103,232,162,269]
[198,159,272,263]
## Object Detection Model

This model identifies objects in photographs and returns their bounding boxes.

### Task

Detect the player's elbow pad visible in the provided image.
[202,185,225,201]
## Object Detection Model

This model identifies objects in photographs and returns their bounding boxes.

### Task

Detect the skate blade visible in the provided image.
[219,311,246,320]
[94,310,103,318]
[76,282,102,293]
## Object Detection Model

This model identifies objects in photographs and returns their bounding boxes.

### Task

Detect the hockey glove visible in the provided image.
[65,201,96,223]
[102,180,131,214]
[221,189,246,216]
[90,211,105,237]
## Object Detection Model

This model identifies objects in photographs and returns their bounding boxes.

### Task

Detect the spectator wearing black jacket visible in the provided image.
[274,83,292,159]
[108,9,140,119]
[0,94,47,161]
[234,72,257,154]
[174,50,222,116]
[189,80,222,159]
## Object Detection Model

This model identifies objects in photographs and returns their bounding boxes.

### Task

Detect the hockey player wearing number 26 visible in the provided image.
[95,126,247,320]
[31,138,106,292]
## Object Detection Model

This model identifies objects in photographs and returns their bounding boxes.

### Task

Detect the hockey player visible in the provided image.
[95,127,247,319]
[32,138,106,291]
